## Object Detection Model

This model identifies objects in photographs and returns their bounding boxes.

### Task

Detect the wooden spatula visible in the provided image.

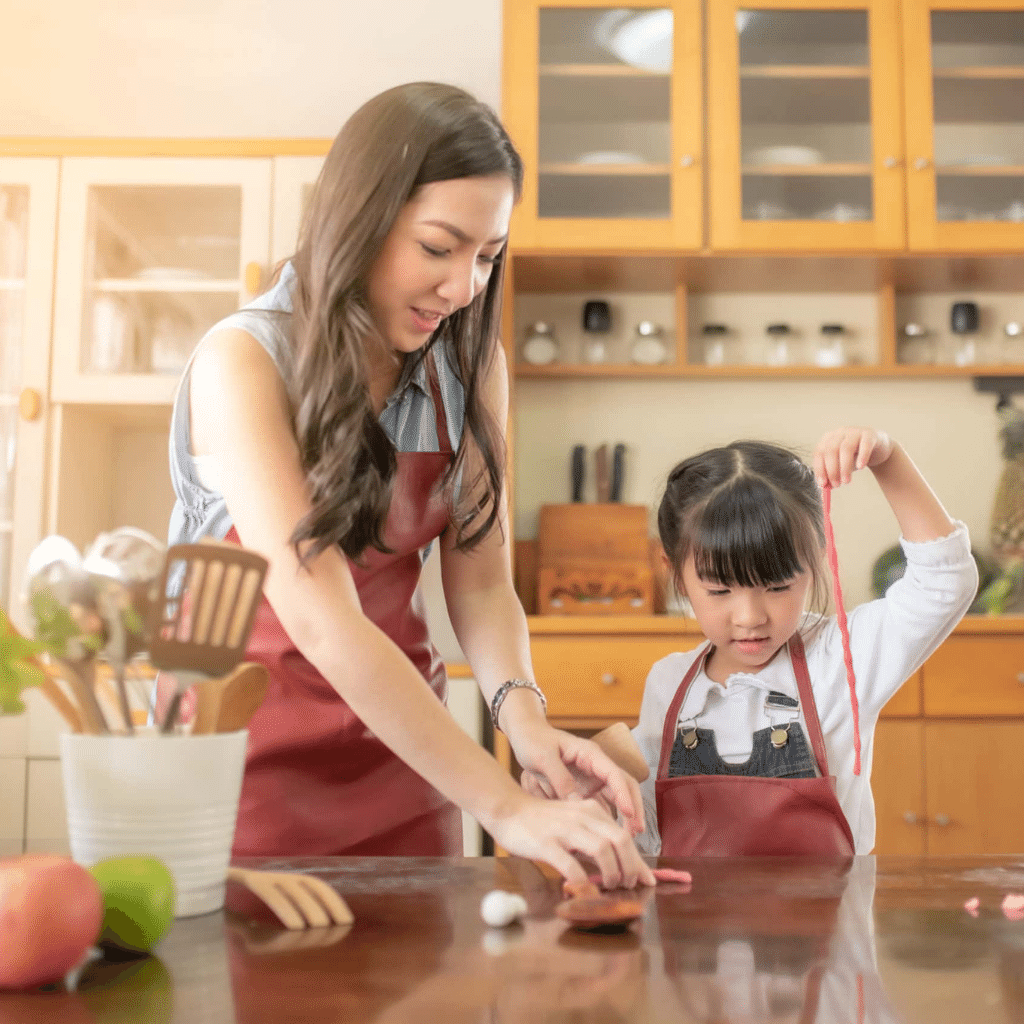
[191,662,269,735]
[147,542,268,733]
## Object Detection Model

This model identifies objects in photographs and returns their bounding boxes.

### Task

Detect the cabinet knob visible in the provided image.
[244,261,263,295]
[883,156,899,169]
[600,673,617,687]
[18,388,41,422]
[1017,672,1024,684]
[933,813,951,827]
[913,157,930,171]
[903,811,919,825]
[679,154,695,168]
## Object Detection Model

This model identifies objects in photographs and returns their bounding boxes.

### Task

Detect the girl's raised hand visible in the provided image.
[814,427,894,489]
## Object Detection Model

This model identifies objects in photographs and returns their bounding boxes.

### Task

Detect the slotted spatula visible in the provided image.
[148,542,268,734]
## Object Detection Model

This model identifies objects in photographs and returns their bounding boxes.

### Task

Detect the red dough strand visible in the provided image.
[822,485,861,776]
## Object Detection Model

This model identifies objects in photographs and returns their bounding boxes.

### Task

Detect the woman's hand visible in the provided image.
[507,722,645,836]
[483,790,655,890]
[813,426,894,489]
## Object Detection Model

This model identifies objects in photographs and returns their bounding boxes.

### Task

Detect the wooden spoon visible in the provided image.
[191,662,269,735]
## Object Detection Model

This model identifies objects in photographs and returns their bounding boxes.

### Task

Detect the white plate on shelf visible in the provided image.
[574,150,647,165]
[746,146,823,167]
[593,9,673,74]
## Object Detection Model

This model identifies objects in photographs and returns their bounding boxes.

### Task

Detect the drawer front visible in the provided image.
[923,636,1024,717]
[531,637,701,719]
[879,671,921,718]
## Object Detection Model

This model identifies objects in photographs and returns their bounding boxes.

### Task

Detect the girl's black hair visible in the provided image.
[657,440,829,611]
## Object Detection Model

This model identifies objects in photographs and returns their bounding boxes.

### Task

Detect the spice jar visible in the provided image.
[631,321,667,365]
[815,324,848,368]
[522,321,558,365]
[764,323,792,367]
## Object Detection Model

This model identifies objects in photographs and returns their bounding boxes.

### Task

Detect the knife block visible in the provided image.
[536,504,653,616]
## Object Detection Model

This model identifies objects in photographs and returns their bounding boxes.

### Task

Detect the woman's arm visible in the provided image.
[439,342,646,838]
[190,328,650,886]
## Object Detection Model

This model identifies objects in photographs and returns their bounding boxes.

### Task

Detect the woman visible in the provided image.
[167,81,652,888]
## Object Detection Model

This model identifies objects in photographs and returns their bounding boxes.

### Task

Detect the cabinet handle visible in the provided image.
[18,388,41,422]
[913,157,930,171]
[245,261,263,295]
[600,673,617,687]
[679,154,695,168]
[883,156,899,169]
[933,814,951,827]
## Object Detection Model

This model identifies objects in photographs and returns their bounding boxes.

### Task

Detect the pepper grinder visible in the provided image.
[950,301,979,366]
[582,300,611,364]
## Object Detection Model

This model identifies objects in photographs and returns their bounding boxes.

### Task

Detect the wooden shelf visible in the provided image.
[741,64,869,79]
[935,165,1024,176]
[540,63,668,78]
[539,163,671,177]
[526,614,1024,636]
[742,163,871,177]
[516,362,1024,380]
[933,67,1024,80]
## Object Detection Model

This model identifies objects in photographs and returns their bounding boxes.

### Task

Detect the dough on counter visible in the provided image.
[964,896,980,917]
[1002,894,1024,921]
[480,890,528,928]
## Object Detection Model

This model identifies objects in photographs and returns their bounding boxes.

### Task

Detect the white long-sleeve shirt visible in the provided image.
[632,522,978,855]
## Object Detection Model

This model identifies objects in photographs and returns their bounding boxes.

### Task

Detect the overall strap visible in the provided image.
[425,346,453,457]
[787,633,832,777]
[656,643,712,780]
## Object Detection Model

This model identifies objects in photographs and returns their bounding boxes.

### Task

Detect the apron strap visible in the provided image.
[425,345,453,457]
[787,633,832,778]
[656,643,712,780]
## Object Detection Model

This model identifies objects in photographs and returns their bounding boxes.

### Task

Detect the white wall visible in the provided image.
[0,0,501,136]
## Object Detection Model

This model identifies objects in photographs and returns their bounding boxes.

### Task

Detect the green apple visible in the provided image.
[89,856,175,955]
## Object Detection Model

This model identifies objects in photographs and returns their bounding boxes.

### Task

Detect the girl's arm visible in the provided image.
[813,426,954,541]
[439,342,648,842]
[190,327,650,888]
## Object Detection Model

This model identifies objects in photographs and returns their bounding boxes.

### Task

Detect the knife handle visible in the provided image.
[595,444,610,503]
[571,445,585,502]
[610,443,625,503]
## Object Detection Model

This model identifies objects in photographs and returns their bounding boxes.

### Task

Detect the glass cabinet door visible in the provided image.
[51,158,271,404]
[0,160,58,626]
[503,0,703,249]
[709,0,905,250]
[904,1,1024,249]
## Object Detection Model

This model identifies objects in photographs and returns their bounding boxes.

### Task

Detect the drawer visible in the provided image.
[923,636,1024,717]
[530,637,700,719]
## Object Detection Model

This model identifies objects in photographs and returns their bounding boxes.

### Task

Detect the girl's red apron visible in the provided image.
[226,351,461,856]
[655,635,855,857]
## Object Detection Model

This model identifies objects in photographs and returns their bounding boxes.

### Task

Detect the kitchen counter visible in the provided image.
[6,854,1024,1022]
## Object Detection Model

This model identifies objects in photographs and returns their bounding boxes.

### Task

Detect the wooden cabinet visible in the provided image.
[707,0,906,251]
[502,0,1024,253]
[872,621,1024,855]
[903,0,1024,251]
[502,0,704,250]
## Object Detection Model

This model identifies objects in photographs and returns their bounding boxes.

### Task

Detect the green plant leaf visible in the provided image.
[0,611,46,716]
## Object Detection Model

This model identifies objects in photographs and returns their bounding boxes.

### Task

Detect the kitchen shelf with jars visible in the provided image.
[508,251,1024,378]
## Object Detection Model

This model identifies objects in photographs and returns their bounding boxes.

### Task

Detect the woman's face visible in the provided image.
[367,173,514,354]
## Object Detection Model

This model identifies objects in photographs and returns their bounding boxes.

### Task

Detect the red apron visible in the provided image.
[224,350,462,856]
[655,635,855,857]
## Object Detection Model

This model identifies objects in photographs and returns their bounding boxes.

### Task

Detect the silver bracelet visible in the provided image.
[490,678,547,732]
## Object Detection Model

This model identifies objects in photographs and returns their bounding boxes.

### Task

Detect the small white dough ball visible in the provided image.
[480,889,528,928]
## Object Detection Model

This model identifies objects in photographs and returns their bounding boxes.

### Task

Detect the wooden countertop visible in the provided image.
[16,855,1024,1022]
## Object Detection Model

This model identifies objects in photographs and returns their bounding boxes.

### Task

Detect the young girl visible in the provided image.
[633,426,978,856]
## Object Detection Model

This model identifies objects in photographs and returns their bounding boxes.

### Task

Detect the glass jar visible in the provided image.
[631,321,667,365]
[522,321,558,365]
[701,323,730,366]
[764,323,792,367]
[815,323,848,368]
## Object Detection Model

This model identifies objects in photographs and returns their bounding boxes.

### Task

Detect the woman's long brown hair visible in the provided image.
[284,82,523,564]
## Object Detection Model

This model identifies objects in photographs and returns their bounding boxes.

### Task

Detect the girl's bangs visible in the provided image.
[690,482,809,588]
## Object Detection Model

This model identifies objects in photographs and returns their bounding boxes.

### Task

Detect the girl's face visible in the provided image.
[679,554,813,683]
[366,174,514,355]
